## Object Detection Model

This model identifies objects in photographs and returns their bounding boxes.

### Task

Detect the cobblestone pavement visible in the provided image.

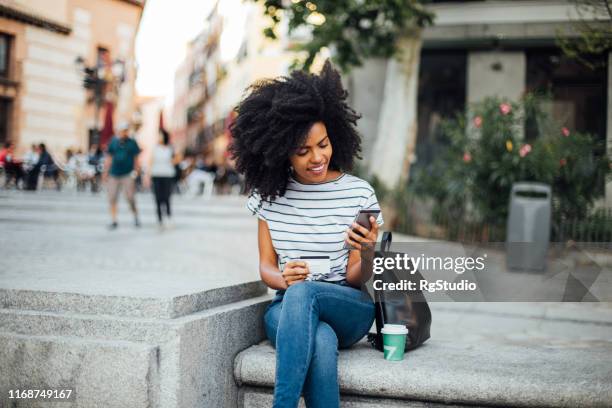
[0,190,260,297]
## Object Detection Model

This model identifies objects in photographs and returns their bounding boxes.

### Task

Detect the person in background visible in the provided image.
[23,144,39,173]
[104,122,142,230]
[68,149,90,192]
[65,148,74,165]
[88,144,104,193]
[186,154,217,196]
[24,144,41,191]
[147,129,178,229]
[35,143,60,190]
[0,141,25,188]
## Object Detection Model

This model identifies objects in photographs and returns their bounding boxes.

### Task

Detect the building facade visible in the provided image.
[0,0,143,158]
[171,3,224,157]
[172,0,295,165]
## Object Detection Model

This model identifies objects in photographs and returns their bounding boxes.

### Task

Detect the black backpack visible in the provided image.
[367,232,432,352]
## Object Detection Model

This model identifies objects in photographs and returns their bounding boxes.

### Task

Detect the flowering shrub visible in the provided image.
[410,94,610,223]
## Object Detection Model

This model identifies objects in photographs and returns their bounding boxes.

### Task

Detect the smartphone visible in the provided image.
[343,209,380,249]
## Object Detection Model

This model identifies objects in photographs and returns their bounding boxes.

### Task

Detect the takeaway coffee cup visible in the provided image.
[381,324,409,361]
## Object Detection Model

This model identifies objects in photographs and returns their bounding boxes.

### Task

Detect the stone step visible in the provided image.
[235,338,612,408]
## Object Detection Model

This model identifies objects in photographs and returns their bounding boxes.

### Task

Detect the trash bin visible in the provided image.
[506,182,551,271]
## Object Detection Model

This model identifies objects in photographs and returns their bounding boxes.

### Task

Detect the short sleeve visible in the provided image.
[246,191,267,221]
[106,139,116,155]
[363,190,384,226]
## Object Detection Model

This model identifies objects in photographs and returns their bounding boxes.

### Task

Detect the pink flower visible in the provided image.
[562,127,570,137]
[463,152,472,163]
[499,103,512,115]
[560,158,567,166]
[473,116,483,128]
[519,144,532,158]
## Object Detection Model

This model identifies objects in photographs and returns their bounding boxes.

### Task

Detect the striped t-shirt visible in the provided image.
[247,173,384,283]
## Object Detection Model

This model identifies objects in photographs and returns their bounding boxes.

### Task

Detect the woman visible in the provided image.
[147,129,178,228]
[230,60,383,408]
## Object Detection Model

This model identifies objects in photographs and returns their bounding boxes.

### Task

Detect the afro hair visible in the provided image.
[229,60,362,202]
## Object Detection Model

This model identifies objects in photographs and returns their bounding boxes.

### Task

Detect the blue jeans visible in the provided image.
[264,280,375,408]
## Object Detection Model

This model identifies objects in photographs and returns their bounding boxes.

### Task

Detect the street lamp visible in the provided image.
[74,56,126,146]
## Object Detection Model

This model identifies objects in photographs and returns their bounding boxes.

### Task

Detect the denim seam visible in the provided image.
[298,292,317,393]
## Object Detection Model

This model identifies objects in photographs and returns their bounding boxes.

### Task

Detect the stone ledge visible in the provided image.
[235,339,612,407]
[0,293,274,408]
[0,280,267,319]
[0,294,274,343]
[0,332,159,408]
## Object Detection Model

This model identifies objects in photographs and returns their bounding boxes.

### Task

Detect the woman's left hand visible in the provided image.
[345,216,379,251]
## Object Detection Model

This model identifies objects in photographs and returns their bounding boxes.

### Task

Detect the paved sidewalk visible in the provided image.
[1,190,611,342]
[0,191,259,298]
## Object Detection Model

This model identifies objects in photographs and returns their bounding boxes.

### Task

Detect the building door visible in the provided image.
[0,98,11,145]
[414,50,467,168]
[526,48,608,142]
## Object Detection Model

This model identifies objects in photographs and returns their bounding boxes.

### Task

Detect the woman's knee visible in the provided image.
[284,281,317,302]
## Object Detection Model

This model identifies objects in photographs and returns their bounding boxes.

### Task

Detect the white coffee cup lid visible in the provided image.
[381,324,408,335]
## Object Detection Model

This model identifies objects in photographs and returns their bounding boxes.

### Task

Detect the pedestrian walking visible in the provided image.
[103,122,141,229]
[146,129,177,229]
[229,60,384,408]
[88,144,104,193]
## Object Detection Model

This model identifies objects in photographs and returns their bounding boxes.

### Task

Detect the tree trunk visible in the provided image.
[369,31,423,189]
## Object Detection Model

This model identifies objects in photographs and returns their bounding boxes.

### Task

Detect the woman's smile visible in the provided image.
[307,162,327,177]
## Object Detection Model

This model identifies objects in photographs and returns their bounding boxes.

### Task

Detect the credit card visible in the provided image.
[299,256,330,280]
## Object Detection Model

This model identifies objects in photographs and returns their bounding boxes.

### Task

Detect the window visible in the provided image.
[0,98,11,144]
[414,50,467,167]
[526,49,607,143]
[0,33,10,78]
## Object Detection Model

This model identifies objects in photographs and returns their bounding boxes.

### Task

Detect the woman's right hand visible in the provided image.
[281,261,309,288]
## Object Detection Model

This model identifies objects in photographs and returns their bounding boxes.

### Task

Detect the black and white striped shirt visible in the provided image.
[247,173,384,282]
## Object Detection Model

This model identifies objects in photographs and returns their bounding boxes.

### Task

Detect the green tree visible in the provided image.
[557,0,612,69]
[257,0,434,72]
